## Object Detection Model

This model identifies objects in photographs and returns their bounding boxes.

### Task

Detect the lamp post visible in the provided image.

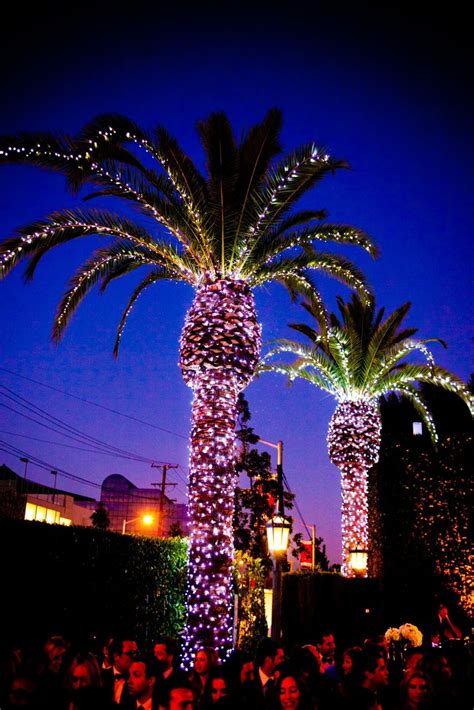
[348,543,368,577]
[122,514,154,534]
[260,438,291,642]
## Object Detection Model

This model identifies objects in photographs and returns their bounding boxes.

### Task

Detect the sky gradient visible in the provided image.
[1,4,472,563]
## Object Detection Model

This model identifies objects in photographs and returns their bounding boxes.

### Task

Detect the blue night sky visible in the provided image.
[1,4,472,563]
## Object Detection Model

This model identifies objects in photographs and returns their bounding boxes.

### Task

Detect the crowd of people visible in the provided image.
[0,623,471,709]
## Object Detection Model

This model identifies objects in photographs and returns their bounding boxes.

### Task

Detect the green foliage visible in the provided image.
[262,294,474,445]
[90,501,110,530]
[0,111,377,353]
[370,386,473,621]
[168,521,185,537]
[1,518,187,646]
[234,551,268,655]
[234,394,295,563]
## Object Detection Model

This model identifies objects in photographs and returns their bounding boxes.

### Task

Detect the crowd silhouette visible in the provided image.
[0,624,471,709]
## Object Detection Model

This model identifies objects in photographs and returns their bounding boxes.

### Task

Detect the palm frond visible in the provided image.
[265,210,329,239]
[361,302,412,386]
[262,337,342,393]
[154,125,207,210]
[371,338,442,387]
[390,383,439,444]
[258,360,336,395]
[0,131,77,176]
[113,269,179,357]
[241,144,348,256]
[230,108,283,264]
[249,251,371,305]
[52,242,158,341]
[197,112,238,271]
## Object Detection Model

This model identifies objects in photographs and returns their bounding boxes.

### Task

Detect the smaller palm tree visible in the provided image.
[261,295,473,576]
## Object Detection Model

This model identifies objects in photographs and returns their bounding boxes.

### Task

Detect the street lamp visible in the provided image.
[122,514,154,534]
[260,438,291,642]
[349,543,368,577]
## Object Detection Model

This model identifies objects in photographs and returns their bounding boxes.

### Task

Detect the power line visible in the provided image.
[0,367,188,440]
[0,386,168,464]
[0,429,172,464]
[0,441,186,504]
[282,470,312,540]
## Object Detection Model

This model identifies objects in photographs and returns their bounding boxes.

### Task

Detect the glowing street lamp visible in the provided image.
[122,514,154,534]
[349,543,368,577]
[260,438,291,642]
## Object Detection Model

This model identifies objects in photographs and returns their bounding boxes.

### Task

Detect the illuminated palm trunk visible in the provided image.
[179,278,261,664]
[327,400,381,577]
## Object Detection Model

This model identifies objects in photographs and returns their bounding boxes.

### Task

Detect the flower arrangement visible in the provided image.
[399,623,423,647]
[385,623,423,649]
[384,627,400,643]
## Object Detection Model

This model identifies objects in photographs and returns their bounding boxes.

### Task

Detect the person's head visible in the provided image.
[108,637,138,674]
[44,635,68,674]
[8,675,38,707]
[275,646,286,668]
[65,653,102,692]
[276,668,307,710]
[208,670,230,704]
[154,636,179,671]
[341,646,363,677]
[404,648,424,673]
[255,638,279,676]
[169,686,195,710]
[127,655,158,703]
[400,670,432,707]
[315,631,336,660]
[361,645,389,690]
[194,648,218,677]
[239,658,254,684]
[421,649,452,683]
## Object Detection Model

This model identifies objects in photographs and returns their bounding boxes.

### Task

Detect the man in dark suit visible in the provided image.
[153,636,188,708]
[102,636,138,706]
[241,638,279,708]
[127,654,159,710]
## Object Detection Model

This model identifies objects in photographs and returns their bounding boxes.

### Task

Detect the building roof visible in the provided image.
[0,464,95,502]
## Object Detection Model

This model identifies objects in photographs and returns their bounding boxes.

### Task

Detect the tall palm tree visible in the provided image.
[262,295,473,577]
[0,110,377,659]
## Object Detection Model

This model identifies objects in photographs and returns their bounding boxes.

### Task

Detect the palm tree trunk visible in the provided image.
[327,400,381,577]
[182,370,239,660]
[339,462,369,577]
[179,278,261,664]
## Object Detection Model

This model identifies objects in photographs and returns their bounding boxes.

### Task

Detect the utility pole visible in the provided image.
[51,470,58,504]
[151,463,178,536]
[20,457,29,480]
[311,524,316,572]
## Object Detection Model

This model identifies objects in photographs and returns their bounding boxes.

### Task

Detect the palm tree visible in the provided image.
[261,295,473,577]
[0,109,377,659]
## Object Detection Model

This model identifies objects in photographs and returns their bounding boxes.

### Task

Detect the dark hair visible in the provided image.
[131,654,159,679]
[202,667,236,707]
[64,652,102,691]
[341,646,364,677]
[361,644,385,674]
[194,647,219,670]
[154,635,179,659]
[275,666,310,709]
[108,637,135,660]
[255,638,278,668]
[314,630,334,646]
[399,670,433,703]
